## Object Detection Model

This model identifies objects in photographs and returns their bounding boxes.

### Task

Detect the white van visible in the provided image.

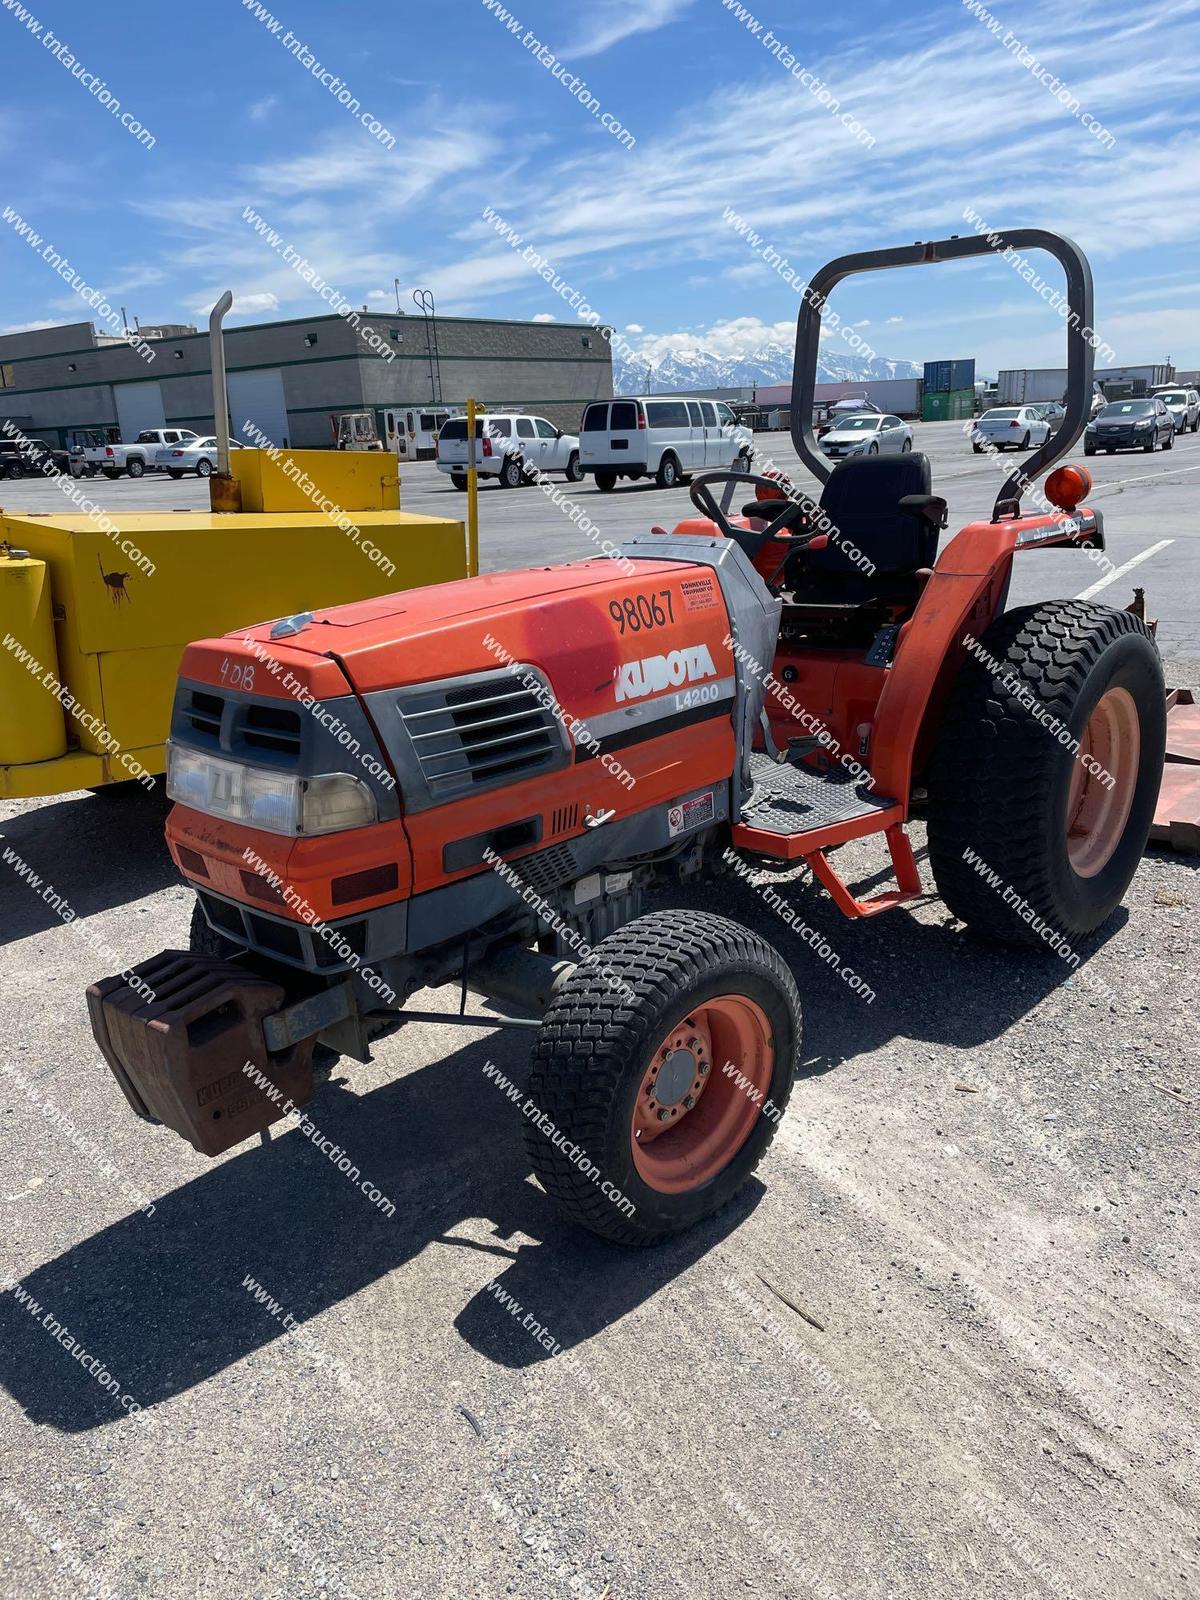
[579,396,753,491]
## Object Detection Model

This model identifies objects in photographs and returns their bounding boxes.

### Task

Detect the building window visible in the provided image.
[174,349,184,359]
[0,364,12,388]
[304,334,317,347]
[67,362,77,372]
[581,336,592,348]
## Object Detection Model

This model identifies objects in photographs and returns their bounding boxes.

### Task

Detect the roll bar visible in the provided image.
[790,229,1095,521]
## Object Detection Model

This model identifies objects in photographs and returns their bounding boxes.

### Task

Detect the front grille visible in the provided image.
[517,842,579,895]
[399,672,562,800]
[243,703,302,757]
[178,687,303,768]
[188,690,223,742]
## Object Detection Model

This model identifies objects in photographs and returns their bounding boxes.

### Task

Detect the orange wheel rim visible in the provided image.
[631,995,775,1194]
[1066,687,1140,879]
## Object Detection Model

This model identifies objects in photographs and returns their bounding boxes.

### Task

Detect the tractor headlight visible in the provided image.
[166,746,377,836]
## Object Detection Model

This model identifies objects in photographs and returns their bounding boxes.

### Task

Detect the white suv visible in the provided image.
[436,413,582,489]
[579,396,753,491]
[1152,387,1200,433]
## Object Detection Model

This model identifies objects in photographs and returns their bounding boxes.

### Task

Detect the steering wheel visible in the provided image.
[688,469,823,565]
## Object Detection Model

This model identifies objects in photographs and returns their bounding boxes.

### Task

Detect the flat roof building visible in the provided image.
[0,310,613,450]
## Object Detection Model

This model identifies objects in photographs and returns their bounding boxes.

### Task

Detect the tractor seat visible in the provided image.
[785,452,941,609]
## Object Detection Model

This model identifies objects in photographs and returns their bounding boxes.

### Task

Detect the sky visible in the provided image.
[2,0,1198,380]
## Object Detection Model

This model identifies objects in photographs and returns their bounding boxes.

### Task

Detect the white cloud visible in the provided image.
[887,316,904,324]
[628,316,797,365]
[625,323,643,333]
[248,95,279,123]
[532,312,557,322]
[191,290,278,317]
[559,0,695,60]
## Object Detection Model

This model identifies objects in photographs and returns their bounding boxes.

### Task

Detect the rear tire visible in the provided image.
[595,468,618,492]
[450,472,468,491]
[127,458,145,479]
[655,453,680,490]
[927,600,1165,947]
[500,455,523,489]
[525,910,802,1246]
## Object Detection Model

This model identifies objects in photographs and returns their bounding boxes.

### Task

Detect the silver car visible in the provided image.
[968,406,1052,453]
[155,436,241,478]
[818,413,913,459]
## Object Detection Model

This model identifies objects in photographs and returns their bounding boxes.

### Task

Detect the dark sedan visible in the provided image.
[1085,397,1175,455]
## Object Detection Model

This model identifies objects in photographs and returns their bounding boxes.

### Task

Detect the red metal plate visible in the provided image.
[1150,764,1200,853]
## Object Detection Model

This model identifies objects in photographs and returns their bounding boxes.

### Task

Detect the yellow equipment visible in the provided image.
[0,449,467,799]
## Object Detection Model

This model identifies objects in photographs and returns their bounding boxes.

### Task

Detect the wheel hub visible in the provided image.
[630,996,775,1194]
[653,1048,700,1106]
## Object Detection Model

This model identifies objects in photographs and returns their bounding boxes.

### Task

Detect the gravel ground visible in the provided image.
[1,426,1197,1600]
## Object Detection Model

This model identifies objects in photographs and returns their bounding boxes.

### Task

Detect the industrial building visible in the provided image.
[0,311,613,450]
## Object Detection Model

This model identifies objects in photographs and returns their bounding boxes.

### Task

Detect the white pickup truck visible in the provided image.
[73,427,199,479]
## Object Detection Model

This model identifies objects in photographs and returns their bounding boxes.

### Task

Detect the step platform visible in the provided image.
[741,755,896,835]
[731,754,920,917]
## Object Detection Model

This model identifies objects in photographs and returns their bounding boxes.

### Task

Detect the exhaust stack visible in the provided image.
[208,290,241,511]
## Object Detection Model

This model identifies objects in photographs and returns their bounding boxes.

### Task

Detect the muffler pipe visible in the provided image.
[209,290,234,477]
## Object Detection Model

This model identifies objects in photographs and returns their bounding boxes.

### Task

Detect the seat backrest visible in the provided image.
[812,453,938,576]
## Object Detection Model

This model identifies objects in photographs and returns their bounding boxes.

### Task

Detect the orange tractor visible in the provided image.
[88,230,1165,1245]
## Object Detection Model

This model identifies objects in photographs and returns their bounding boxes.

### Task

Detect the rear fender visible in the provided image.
[870,505,1104,802]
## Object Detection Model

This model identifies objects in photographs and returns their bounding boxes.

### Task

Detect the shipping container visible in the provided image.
[922,387,974,422]
[923,359,975,394]
[997,368,1068,405]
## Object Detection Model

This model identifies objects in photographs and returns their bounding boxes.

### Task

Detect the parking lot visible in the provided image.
[1,420,1197,1600]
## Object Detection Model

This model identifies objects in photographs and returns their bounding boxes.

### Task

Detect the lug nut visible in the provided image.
[699,1062,709,1076]
[683,1095,695,1109]
[658,1109,670,1122]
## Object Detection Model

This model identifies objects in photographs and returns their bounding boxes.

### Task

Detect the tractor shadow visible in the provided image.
[0,824,1143,1425]
[0,785,175,945]
[656,846,1131,1076]
[0,1022,758,1432]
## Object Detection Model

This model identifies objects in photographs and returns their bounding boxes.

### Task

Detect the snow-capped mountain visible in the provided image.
[612,341,919,394]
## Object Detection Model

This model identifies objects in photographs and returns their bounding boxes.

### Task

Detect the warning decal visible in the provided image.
[667,791,716,837]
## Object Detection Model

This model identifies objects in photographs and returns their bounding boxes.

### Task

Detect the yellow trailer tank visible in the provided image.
[0,549,67,766]
[0,451,467,800]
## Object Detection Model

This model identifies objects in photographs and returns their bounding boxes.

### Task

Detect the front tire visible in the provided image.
[525,910,802,1246]
[564,450,583,482]
[927,600,1165,947]
[189,901,240,960]
[197,459,213,478]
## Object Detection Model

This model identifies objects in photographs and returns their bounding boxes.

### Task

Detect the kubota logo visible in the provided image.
[615,644,717,703]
